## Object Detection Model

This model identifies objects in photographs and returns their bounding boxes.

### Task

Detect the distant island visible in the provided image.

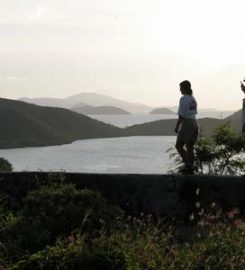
[19,92,153,114]
[149,107,175,115]
[70,105,131,115]
[19,92,234,117]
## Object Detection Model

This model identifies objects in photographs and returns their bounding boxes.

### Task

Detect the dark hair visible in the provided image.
[180,80,193,95]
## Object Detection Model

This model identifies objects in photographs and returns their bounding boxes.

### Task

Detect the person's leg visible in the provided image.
[186,142,194,168]
[186,125,198,169]
[175,139,190,167]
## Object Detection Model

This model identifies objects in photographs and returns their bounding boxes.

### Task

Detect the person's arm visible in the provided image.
[241,82,245,93]
[175,115,183,133]
[175,96,185,133]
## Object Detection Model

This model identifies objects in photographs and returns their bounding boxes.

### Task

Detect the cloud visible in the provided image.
[0,75,27,81]
[35,5,46,18]
[0,0,244,110]
[28,5,49,21]
[5,76,27,81]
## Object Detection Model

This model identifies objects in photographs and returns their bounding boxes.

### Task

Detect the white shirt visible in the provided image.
[177,95,197,119]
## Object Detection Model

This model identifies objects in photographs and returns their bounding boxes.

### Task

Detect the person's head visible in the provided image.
[180,80,193,96]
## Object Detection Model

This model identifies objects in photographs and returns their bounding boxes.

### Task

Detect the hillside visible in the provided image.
[123,110,243,138]
[0,98,123,148]
[124,118,223,138]
[149,107,175,115]
[18,97,73,108]
[70,105,131,115]
[224,109,242,133]
[0,98,242,149]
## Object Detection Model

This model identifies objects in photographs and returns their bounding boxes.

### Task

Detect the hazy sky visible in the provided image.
[0,0,245,110]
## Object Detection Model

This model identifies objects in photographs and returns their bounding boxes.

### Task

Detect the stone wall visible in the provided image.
[0,172,244,219]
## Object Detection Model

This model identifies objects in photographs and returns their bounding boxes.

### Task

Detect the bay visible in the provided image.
[0,136,176,174]
[0,111,234,174]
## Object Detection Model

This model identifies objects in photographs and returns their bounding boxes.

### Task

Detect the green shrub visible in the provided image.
[10,240,85,270]
[7,213,245,270]
[4,183,123,260]
[0,157,13,172]
[3,180,245,269]
[169,123,245,175]
[195,123,245,175]
[10,235,126,270]
[22,183,105,234]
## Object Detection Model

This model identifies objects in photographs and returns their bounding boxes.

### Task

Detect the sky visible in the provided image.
[0,0,245,110]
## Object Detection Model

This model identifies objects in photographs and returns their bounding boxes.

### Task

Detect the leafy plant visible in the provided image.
[3,183,123,260]
[168,123,245,175]
[10,212,245,270]
[0,157,13,172]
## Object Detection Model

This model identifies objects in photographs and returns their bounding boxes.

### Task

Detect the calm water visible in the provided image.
[0,136,176,174]
[0,112,234,173]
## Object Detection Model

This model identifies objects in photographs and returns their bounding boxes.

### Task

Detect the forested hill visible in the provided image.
[224,109,242,132]
[124,118,223,138]
[123,110,242,137]
[0,98,242,149]
[0,98,123,148]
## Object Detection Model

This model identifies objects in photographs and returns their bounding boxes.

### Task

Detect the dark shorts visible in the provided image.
[177,118,198,145]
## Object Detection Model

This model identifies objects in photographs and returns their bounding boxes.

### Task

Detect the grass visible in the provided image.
[0,183,245,269]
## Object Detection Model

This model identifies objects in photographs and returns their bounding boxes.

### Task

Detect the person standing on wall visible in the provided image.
[175,80,198,174]
[241,79,245,133]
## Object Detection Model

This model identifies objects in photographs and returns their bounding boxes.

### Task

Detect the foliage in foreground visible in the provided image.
[0,158,13,172]
[0,182,245,269]
[169,123,245,175]
[0,182,123,267]
[9,212,245,270]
